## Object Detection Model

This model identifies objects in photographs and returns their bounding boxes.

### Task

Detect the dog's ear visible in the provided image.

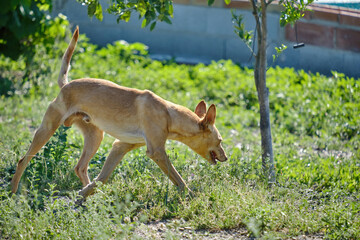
[195,100,207,118]
[202,104,216,126]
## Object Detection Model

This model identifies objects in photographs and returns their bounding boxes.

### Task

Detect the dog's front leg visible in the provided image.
[146,146,190,193]
[78,140,143,200]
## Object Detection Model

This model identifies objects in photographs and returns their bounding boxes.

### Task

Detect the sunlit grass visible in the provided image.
[0,32,359,239]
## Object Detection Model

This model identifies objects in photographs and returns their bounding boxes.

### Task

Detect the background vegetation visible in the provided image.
[0,26,359,239]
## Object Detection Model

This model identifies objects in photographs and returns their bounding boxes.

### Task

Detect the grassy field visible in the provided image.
[0,31,359,239]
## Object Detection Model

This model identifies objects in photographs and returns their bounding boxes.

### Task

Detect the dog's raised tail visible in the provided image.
[58,26,79,88]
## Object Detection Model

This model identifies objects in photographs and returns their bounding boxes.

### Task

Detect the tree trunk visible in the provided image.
[252,0,276,184]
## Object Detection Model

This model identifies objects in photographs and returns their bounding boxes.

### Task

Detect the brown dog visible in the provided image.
[11,27,227,198]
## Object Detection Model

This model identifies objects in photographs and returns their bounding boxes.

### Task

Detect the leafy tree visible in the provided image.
[229,0,313,184]
[0,0,68,60]
[77,0,313,184]
[0,0,69,95]
[77,0,173,30]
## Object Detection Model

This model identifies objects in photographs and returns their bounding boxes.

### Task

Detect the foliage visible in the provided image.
[0,0,68,60]
[0,185,137,239]
[227,0,314,184]
[279,0,314,27]
[0,35,359,239]
[77,0,174,30]
[231,10,253,49]
[222,0,314,50]
[0,1,70,97]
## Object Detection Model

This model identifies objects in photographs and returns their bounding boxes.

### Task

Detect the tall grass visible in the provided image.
[0,30,359,239]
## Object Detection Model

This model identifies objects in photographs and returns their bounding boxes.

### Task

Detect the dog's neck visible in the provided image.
[166,102,203,142]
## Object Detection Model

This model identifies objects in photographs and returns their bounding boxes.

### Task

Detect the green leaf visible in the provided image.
[141,18,147,28]
[138,0,147,17]
[95,2,103,21]
[120,11,131,22]
[225,0,231,5]
[150,21,156,31]
[208,0,215,6]
[0,14,10,27]
[275,44,287,54]
[20,0,31,9]
[168,3,174,17]
[88,2,97,18]
[11,0,20,9]
[163,16,172,24]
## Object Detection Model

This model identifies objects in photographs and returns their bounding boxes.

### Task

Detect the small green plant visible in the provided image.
[23,126,78,193]
[0,31,359,239]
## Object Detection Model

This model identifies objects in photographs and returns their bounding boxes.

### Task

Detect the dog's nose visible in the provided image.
[220,155,228,162]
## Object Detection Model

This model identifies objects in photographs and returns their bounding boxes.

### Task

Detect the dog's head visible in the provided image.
[191,101,228,165]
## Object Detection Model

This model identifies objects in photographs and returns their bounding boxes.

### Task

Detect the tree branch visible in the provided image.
[250,0,262,89]
[266,0,275,7]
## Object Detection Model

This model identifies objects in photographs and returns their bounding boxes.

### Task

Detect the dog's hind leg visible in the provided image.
[73,120,103,186]
[78,140,143,198]
[11,103,62,193]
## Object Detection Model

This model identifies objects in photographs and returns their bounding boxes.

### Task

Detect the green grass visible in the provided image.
[0,30,359,239]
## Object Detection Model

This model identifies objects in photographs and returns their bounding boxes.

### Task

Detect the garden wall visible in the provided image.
[52,0,360,77]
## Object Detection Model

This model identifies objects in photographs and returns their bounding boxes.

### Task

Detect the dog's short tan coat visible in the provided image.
[11,27,227,198]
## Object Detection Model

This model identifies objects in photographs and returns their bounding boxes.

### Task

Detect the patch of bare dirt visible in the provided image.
[132,219,324,239]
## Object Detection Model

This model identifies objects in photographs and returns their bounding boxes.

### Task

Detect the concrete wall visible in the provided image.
[52,0,360,77]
